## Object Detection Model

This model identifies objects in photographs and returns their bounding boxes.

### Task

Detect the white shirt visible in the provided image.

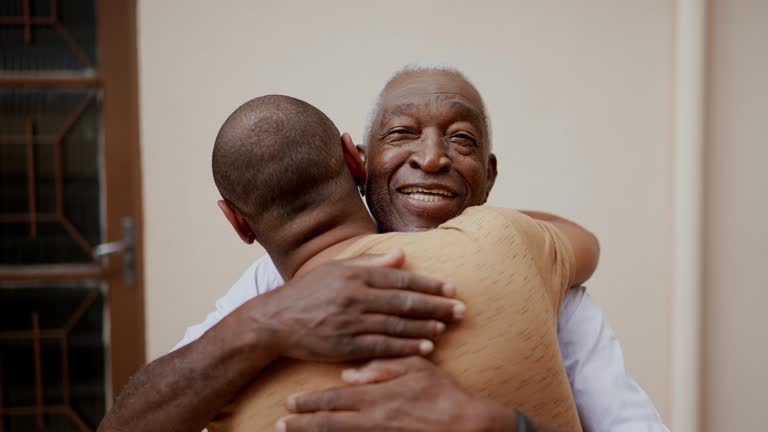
[175,256,668,432]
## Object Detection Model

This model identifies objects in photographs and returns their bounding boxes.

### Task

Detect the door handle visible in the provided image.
[93,217,136,287]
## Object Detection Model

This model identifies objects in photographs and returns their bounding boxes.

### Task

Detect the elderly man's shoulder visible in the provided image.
[440,206,537,233]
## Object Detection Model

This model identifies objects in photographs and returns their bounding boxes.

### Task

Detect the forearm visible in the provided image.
[99,314,279,432]
[99,253,459,432]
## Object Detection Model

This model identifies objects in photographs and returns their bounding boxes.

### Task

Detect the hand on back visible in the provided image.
[279,356,511,432]
[231,250,464,362]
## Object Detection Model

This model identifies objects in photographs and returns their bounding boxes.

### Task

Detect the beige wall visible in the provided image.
[703,1,768,430]
[138,0,675,419]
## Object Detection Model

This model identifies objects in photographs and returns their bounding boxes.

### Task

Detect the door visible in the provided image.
[0,0,144,430]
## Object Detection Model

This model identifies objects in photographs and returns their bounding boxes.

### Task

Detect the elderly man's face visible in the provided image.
[364,71,497,232]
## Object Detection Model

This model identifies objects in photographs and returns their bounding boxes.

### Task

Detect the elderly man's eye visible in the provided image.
[384,129,417,140]
[449,133,477,146]
[389,129,413,135]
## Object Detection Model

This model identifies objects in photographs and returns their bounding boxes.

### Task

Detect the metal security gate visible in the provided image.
[0,1,144,430]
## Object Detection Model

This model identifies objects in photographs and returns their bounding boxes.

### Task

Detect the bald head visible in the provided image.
[212,95,345,228]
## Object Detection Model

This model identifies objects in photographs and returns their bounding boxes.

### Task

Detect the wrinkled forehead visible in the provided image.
[375,71,488,136]
[378,97,485,132]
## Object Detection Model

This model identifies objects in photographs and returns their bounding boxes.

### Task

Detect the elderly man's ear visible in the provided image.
[341,132,367,189]
[485,153,498,201]
[217,199,256,244]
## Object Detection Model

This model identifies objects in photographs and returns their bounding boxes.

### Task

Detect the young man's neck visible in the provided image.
[264,197,377,281]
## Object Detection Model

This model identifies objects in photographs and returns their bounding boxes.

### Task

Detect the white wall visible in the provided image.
[703,1,768,430]
[138,0,675,420]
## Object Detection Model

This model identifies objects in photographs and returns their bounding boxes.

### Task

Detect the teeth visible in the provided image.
[400,187,455,197]
[408,193,446,202]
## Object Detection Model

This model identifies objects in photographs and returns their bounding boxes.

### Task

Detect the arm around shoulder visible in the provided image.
[99,307,282,432]
[519,210,600,287]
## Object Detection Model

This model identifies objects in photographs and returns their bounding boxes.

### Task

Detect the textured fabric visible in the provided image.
[208,207,581,432]
[174,222,669,432]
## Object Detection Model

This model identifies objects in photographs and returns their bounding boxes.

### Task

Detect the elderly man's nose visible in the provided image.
[408,146,451,173]
[408,136,451,173]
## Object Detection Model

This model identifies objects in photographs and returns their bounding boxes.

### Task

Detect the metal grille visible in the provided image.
[0,90,102,264]
[0,0,97,71]
[1,1,106,430]
[0,284,105,431]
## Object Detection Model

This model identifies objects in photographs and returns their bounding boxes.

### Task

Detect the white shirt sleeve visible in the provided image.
[171,255,284,351]
[558,287,669,432]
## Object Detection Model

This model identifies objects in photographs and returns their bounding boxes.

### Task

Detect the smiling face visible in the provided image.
[365,70,497,232]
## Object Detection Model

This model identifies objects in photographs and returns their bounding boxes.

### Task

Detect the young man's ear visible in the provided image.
[341,132,367,187]
[217,199,256,244]
[485,153,498,201]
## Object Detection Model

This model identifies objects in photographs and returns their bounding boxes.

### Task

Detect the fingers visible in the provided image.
[363,266,455,297]
[364,289,466,321]
[341,249,405,269]
[341,250,456,298]
[278,412,367,432]
[340,356,425,384]
[352,314,446,340]
[286,386,363,413]
[344,334,434,359]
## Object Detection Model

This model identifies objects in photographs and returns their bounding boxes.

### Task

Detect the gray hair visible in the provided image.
[362,62,492,149]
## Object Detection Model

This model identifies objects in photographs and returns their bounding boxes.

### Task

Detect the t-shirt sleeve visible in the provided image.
[170,255,284,351]
[488,208,576,310]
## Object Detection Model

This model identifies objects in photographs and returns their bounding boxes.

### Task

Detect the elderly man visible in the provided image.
[99,65,667,432]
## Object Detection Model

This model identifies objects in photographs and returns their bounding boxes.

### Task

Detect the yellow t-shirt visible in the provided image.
[210,206,581,432]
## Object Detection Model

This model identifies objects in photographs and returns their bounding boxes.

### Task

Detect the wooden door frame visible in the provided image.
[0,0,145,413]
[98,0,146,397]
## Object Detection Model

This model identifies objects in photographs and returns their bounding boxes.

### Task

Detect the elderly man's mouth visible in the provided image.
[398,186,457,203]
